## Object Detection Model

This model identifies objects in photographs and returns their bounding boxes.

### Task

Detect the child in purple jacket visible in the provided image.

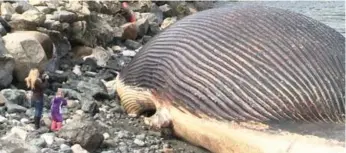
[50,89,67,131]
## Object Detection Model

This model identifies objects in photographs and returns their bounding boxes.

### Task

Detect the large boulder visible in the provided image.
[57,118,105,152]
[71,14,115,47]
[65,1,91,19]
[12,1,37,14]
[0,89,29,107]
[0,127,40,153]
[8,19,38,32]
[0,37,15,89]
[11,9,46,25]
[2,31,53,82]
[1,2,15,21]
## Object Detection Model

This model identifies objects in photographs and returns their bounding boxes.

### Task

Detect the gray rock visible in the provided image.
[0,106,6,114]
[0,134,40,153]
[57,119,105,152]
[101,151,116,153]
[136,18,149,37]
[41,148,58,153]
[136,134,146,141]
[76,79,108,99]
[0,115,7,123]
[7,19,38,31]
[20,118,30,124]
[1,2,15,21]
[118,145,128,153]
[159,4,174,17]
[0,54,15,89]
[134,138,146,147]
[60,88,83,101]
[148,22,161,36]
[41,133,55,146]
[29,137,47,148]
[122,50,137,57]
[43,20,61,30]
[12,1,36,14]
[160,16,177,29]
[36,28,71,58]
[2,31,52,82]
[11,10,46,25]
[0,89,28,107]
[71,14,114,47]
[6,103,27,113]
[52,10,77,23]
[90,47,111,67]
[59,144,72,153]
[80,98,98,114]
[150,3,163,24]
[36,6,53,14]
[0,17,11,33]
[124,40,141,50]
[99,1,122,15]
[0,37,15,89]
[54,137,66,145]
[117,130,130,139]
[0,24,7,36]
[71,144,89,153]
[97,13,127,28]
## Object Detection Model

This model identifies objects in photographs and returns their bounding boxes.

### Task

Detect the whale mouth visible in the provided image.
[115,76,157,118]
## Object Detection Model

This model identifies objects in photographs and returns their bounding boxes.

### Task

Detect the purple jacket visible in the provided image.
[51,96,67,122]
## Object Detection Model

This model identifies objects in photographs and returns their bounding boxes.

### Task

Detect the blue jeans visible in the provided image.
[32,98,44,117]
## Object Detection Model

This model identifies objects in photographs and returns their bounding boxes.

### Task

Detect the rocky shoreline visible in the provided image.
[0,1,215,153]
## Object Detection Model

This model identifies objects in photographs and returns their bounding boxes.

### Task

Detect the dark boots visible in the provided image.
[34,116,41,129]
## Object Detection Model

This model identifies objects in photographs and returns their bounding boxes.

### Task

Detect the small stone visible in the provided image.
[117,130,130,139]
[40,133,55,146]
[161,17,177,29]
[136,18,149,37]
[111,45,122,52]
[20,118,30,124]
[122,50,137,57]
[72,65,82,76]
[1,2,15,21]
[103,133,110,140]
[71,144,89,153]
[121,22,137,40]
[136,134,146,141]
[76,110,84,115]
[67,100,79,108]
[134,138,145,147]
[101,151,116,153]
[30,137,47,148]
[159,4,174,17]
[60,144,72,153]
[124,40,141,50]
[0,115,7,123]
[36,6,53,14]
[53,10,77,23]
[41,148,57,153]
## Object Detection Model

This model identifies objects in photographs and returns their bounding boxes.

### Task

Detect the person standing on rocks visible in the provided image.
[25,68,49,129]
[50,88,67,131]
